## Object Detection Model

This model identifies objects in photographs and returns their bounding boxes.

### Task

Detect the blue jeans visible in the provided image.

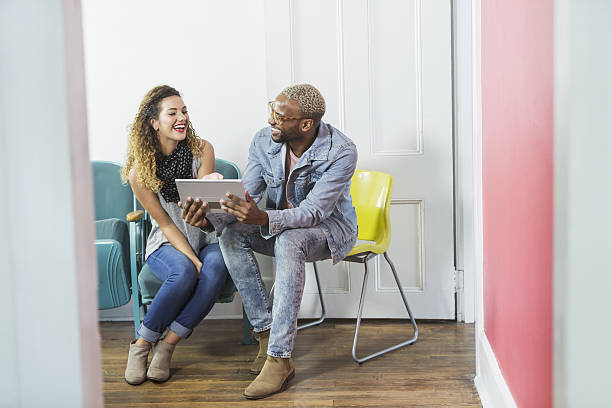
[219,223,331,358]
[137,243,228,343]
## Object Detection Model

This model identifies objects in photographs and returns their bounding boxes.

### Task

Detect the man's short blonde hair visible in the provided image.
[280,83,326,123]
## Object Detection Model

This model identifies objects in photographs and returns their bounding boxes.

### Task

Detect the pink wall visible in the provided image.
[481,1,553,407]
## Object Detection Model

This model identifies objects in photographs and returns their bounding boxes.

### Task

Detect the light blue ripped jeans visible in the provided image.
[219,223,331,358]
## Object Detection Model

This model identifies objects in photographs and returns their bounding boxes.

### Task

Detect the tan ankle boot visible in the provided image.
[250,329,270,375]
[244,356,295,399]
[124,340,151,385]
[146,340,176,382]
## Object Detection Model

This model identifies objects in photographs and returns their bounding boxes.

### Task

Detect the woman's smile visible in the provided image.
[173,123,186,134]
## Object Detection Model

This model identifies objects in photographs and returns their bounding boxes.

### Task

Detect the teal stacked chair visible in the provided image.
[93,161,134,310]
[93,159,248,341]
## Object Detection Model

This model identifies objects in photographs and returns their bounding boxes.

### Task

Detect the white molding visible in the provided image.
[336,0,346,132]
[98,298,248,321]
[368,0,424,157]
[288,0,295,83]
[98,316,136,322]
[471,0,485,388]
[375,199,425,292]
[99,314,246,322]
[99,313,246,322]
[553,0,570,404]
[475,331,518,408]
[205,315,244,320]
[414,0,424,154]
[366,0,374,155]
[452,0,476,324]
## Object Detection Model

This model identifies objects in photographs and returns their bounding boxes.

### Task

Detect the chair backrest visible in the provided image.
[215,158,242,179]
[350,170,393,252]
[92,161,134,221]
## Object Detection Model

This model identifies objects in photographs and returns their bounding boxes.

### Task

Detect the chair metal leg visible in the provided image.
[269,262,326,331]
[351,251,418,363]
[129,221,141,338]
[298,262,326,331]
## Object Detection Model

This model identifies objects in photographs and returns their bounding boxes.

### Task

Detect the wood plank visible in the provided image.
[100,320,481,407]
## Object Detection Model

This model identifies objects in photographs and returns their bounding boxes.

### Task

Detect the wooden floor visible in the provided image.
[101,320,481,407]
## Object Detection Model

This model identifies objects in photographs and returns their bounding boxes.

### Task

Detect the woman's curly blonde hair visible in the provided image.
[120,85,200,192]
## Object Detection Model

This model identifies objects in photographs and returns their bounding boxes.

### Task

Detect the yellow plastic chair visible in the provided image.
[299,170,419,363]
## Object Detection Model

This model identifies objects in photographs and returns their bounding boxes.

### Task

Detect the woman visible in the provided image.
[121,85,228,385]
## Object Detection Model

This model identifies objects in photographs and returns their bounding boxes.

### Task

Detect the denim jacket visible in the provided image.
[210,122,358,264]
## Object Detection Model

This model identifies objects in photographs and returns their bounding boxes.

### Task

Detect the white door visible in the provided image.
[264,0,454,319]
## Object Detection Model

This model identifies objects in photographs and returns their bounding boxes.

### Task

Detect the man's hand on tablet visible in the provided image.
[220,191,269,226]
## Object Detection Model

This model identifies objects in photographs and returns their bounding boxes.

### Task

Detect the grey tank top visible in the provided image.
[145,157,217,260]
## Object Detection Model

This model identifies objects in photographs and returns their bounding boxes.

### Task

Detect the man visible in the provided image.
[181,84,358,399]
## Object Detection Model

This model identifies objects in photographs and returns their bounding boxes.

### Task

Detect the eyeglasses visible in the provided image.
[268,101,303,124]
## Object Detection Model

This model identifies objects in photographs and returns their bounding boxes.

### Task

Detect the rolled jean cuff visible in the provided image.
[253,322,272,333]
[137,323,161,343]
[169,320,193,339]
[267,350,292,359]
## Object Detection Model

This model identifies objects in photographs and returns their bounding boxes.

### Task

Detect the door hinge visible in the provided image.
[453,269,464,293]
[454,269,464,322]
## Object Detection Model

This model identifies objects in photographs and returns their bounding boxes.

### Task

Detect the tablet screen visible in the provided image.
[175,179,245,212]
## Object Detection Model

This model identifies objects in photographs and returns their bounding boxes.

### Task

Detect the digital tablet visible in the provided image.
[175,179,245,212]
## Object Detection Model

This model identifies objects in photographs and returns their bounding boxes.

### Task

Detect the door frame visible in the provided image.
[452,0,477,325]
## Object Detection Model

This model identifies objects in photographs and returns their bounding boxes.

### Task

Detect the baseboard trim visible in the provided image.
[475,330,518,408]
[99,314,244,322]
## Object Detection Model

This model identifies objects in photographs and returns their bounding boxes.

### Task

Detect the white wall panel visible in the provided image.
[369,0,422,155]
[296,0,343,129]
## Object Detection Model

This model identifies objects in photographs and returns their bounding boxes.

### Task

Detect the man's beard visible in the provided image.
[271,127,291,143]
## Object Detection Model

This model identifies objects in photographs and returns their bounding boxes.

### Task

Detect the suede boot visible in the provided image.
[124,340,151,385]
[250,329,270,375]
[244,356,295,399]
[146,340,176,382]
